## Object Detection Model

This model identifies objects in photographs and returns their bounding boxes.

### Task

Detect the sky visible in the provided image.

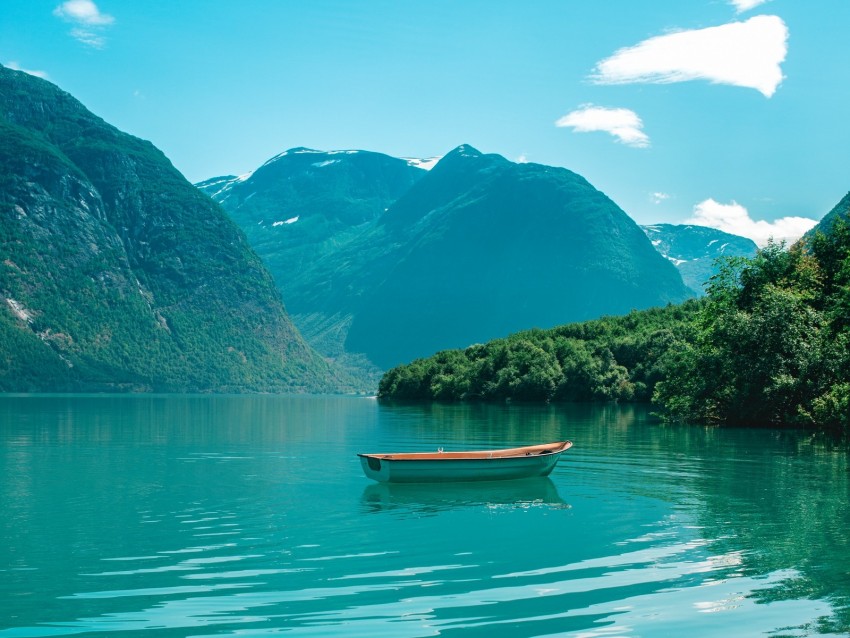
[3,0,850,246]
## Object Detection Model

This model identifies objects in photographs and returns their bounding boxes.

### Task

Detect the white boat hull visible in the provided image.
[358,441,571,483]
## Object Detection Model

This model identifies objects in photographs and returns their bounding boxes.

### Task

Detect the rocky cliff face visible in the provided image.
[0,64,346,392]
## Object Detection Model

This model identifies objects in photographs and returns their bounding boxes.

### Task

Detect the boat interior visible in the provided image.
[359,440,573,461]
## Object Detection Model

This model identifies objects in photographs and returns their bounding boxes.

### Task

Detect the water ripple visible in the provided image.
[2,398,846,637]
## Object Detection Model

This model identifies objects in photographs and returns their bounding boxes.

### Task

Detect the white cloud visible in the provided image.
[516,154,529,163]
[69,27,107,48]
[730,0,771,13]
[556,104,649,148]
[53,0,113,25]
[54,1,114,48]
[592,15,788,98]
[5,61,49,79]
[650,192,671,204]
[685,199,818,247]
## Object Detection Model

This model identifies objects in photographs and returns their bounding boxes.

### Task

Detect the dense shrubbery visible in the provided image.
[378,301,700,404]
[656,222,850,431]
[380,218,850,433]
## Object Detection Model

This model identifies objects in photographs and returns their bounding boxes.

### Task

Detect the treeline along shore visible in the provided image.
[378,219,850,434]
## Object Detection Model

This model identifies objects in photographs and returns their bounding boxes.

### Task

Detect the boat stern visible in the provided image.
[358,454,391,483]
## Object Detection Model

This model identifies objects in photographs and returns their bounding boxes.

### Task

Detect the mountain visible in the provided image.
[642,224,758,294]
[0,64,347,392]
[198,147,433,376]
[805,191,850,239]
[197,147,429,282]
[211,144,692,370]
[341,146,693,368]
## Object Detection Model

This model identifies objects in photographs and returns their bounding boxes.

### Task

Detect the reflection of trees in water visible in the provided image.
[584,418,850,632]
[374,401,850,631]
[0,394,382,446]
[683,431,850,633]
[374,401,643,450]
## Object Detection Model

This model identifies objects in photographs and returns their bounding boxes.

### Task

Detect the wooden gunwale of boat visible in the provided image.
[358,440,572,462]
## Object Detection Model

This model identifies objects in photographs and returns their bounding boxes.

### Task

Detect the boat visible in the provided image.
[357,440,573,483]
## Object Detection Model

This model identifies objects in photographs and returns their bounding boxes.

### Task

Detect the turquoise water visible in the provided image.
[1,395,848,637]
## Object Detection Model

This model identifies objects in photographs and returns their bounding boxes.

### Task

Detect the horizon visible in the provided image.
[3,0,849,245]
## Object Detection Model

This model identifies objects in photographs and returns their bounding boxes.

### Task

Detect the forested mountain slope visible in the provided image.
[0,65,347,392]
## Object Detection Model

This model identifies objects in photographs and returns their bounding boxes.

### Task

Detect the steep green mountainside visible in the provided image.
[642,224,757,294]
[0,65,347,392]
[281,145,693,369]
[197,147,427,280]
[198,147,428,379]
[806,191,850,239]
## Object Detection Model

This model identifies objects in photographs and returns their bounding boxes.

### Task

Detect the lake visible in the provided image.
[1,394,848,637]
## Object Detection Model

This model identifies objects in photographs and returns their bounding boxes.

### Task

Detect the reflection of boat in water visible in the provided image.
[357,441,572,483]
[361,477,569,514]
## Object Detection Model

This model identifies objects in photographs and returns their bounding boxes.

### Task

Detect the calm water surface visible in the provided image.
[1,395,848,637]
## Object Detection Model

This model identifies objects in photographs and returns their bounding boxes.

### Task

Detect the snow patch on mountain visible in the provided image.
[258,148,361,170]
[404,157,441,171]
[199,176,240,199]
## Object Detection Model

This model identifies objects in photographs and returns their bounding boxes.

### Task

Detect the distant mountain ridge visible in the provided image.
[205,143,693,369]
[0,64,347,392]
[197,146,428,289]
[642,224,758,293]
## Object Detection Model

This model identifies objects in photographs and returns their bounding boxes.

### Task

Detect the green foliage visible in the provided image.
[378,302,700,404]
[381,216,850,435]
[655,226,850,433]
[810,382,850,430]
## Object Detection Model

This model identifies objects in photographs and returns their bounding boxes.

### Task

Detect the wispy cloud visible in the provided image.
[650,192,670,204]
[54,0,114,48]
[591,15,788,98]
[556,104,649,148]
[685,199,818,247]
[69,27,107,48]
[729,0,771,13]
[5,61,49,79]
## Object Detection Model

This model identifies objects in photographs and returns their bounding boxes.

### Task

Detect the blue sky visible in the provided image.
[2,0,849,245]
